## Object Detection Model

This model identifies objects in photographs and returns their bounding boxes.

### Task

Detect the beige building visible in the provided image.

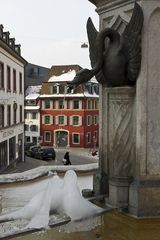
[0,24,27,172]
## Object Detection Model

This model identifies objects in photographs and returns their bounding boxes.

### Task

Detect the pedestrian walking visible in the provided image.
[63,151,71,165]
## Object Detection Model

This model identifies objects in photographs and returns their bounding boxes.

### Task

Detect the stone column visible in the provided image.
[129,0,160,217]
[106,87,135,207]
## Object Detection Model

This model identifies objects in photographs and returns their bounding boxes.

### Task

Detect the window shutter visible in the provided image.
[55,101,58,109]
[79,100,82,109]
[64,101,67,109]
[55,116,58,125]
[70,116,73,125]
[79,116,82,126]
[50,100,53,109]
[70,100,73,109]
[64,116,67,125]
[42,116,45,124]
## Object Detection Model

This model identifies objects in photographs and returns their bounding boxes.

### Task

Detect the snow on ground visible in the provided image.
[0,163,98,183]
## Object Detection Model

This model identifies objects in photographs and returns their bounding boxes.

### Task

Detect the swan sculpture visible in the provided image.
[68,3,144,88]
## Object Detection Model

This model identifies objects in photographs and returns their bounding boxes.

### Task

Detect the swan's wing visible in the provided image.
[87,17,106,83]
[87,17,98,68]
[122,3,144,82]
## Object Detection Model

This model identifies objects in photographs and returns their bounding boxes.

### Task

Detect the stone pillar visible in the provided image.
[106,87,135,207]
[129,0,160,217]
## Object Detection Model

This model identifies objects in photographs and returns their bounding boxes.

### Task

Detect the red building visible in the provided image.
[39,65,99,148]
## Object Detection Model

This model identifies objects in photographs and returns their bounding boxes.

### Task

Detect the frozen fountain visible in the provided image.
[0,170,108,238]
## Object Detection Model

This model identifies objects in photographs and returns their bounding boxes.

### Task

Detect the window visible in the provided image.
[86,132,91,143]
[24,124,29,131]
[86,115,92,126]
[44,132,51,142]
[73,100,79,109]
[13,69,16,92]
[59,100,64,109]
[87,100,91,109]
[93,100,98,109]
[59,116,64,125]
[94,85,99,95]
[32,137,37,144]
[7,66,11,91]
[73,116,79,126]
[0,105,4,128]
[59,85,65,94]
[20,105,23,122]
[0,62,4,89]
[25,136,30,142]
[45,115,50,124]
[94,115,98,125]
[19,72,22,93]
[13,103,17,124]
[7,105,11,126]
[93,131,97,144]
[24,112,29,119]
[45,99,50,109]
[52,85,58,94]
[30,125,38,132]
[32,112,37,119]
[73,133,80,144]
[86,84,93,94]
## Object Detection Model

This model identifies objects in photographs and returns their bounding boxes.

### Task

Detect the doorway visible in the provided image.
[55,130,68,147]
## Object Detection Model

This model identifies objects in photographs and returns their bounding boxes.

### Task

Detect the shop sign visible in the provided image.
[2,129,14,138]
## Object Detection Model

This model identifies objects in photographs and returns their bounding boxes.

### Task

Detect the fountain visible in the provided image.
[0,170,109,238]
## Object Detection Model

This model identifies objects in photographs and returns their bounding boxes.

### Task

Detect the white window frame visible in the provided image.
[44,131,51,142]
[94,115,98,125]
[70,115,82,126]
[86,115,92,126]
[72,132,80,144]
[86,132,91,144]
[43,115,53,125]
[55,115,67,126]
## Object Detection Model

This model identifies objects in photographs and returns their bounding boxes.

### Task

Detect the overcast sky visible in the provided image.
[0,0,99,69]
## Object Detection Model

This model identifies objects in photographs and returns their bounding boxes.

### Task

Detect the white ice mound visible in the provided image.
[0,170,103,230]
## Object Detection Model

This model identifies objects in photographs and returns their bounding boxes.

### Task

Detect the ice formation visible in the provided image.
[0,170,103,230]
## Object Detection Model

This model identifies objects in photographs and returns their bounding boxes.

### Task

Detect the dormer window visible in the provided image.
[86,83,93,94]
[59,84,65,94]
[52,84,59,94]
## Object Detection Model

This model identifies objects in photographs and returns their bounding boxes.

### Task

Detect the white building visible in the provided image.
[0,25,27,172]
[24,85,41,145]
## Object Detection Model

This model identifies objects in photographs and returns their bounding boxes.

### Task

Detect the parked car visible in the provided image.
[24,142,35,154]
[26,145,41,158]
[35,147,56,160]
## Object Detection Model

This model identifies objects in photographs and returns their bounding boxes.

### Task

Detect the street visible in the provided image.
[4,148,99,174]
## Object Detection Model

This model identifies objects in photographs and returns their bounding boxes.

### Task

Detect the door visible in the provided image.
[56,131,68,147]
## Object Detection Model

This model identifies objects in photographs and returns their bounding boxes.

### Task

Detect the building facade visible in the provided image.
[40,65,99,148]
[0,24,27,172]
[24,85,41,145]
[24,63,49,90]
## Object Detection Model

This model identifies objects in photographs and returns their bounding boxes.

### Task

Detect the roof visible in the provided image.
[25,85,42,99]
[48,69,76,83]
[43,64,82,83]
[24,106,40,110]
